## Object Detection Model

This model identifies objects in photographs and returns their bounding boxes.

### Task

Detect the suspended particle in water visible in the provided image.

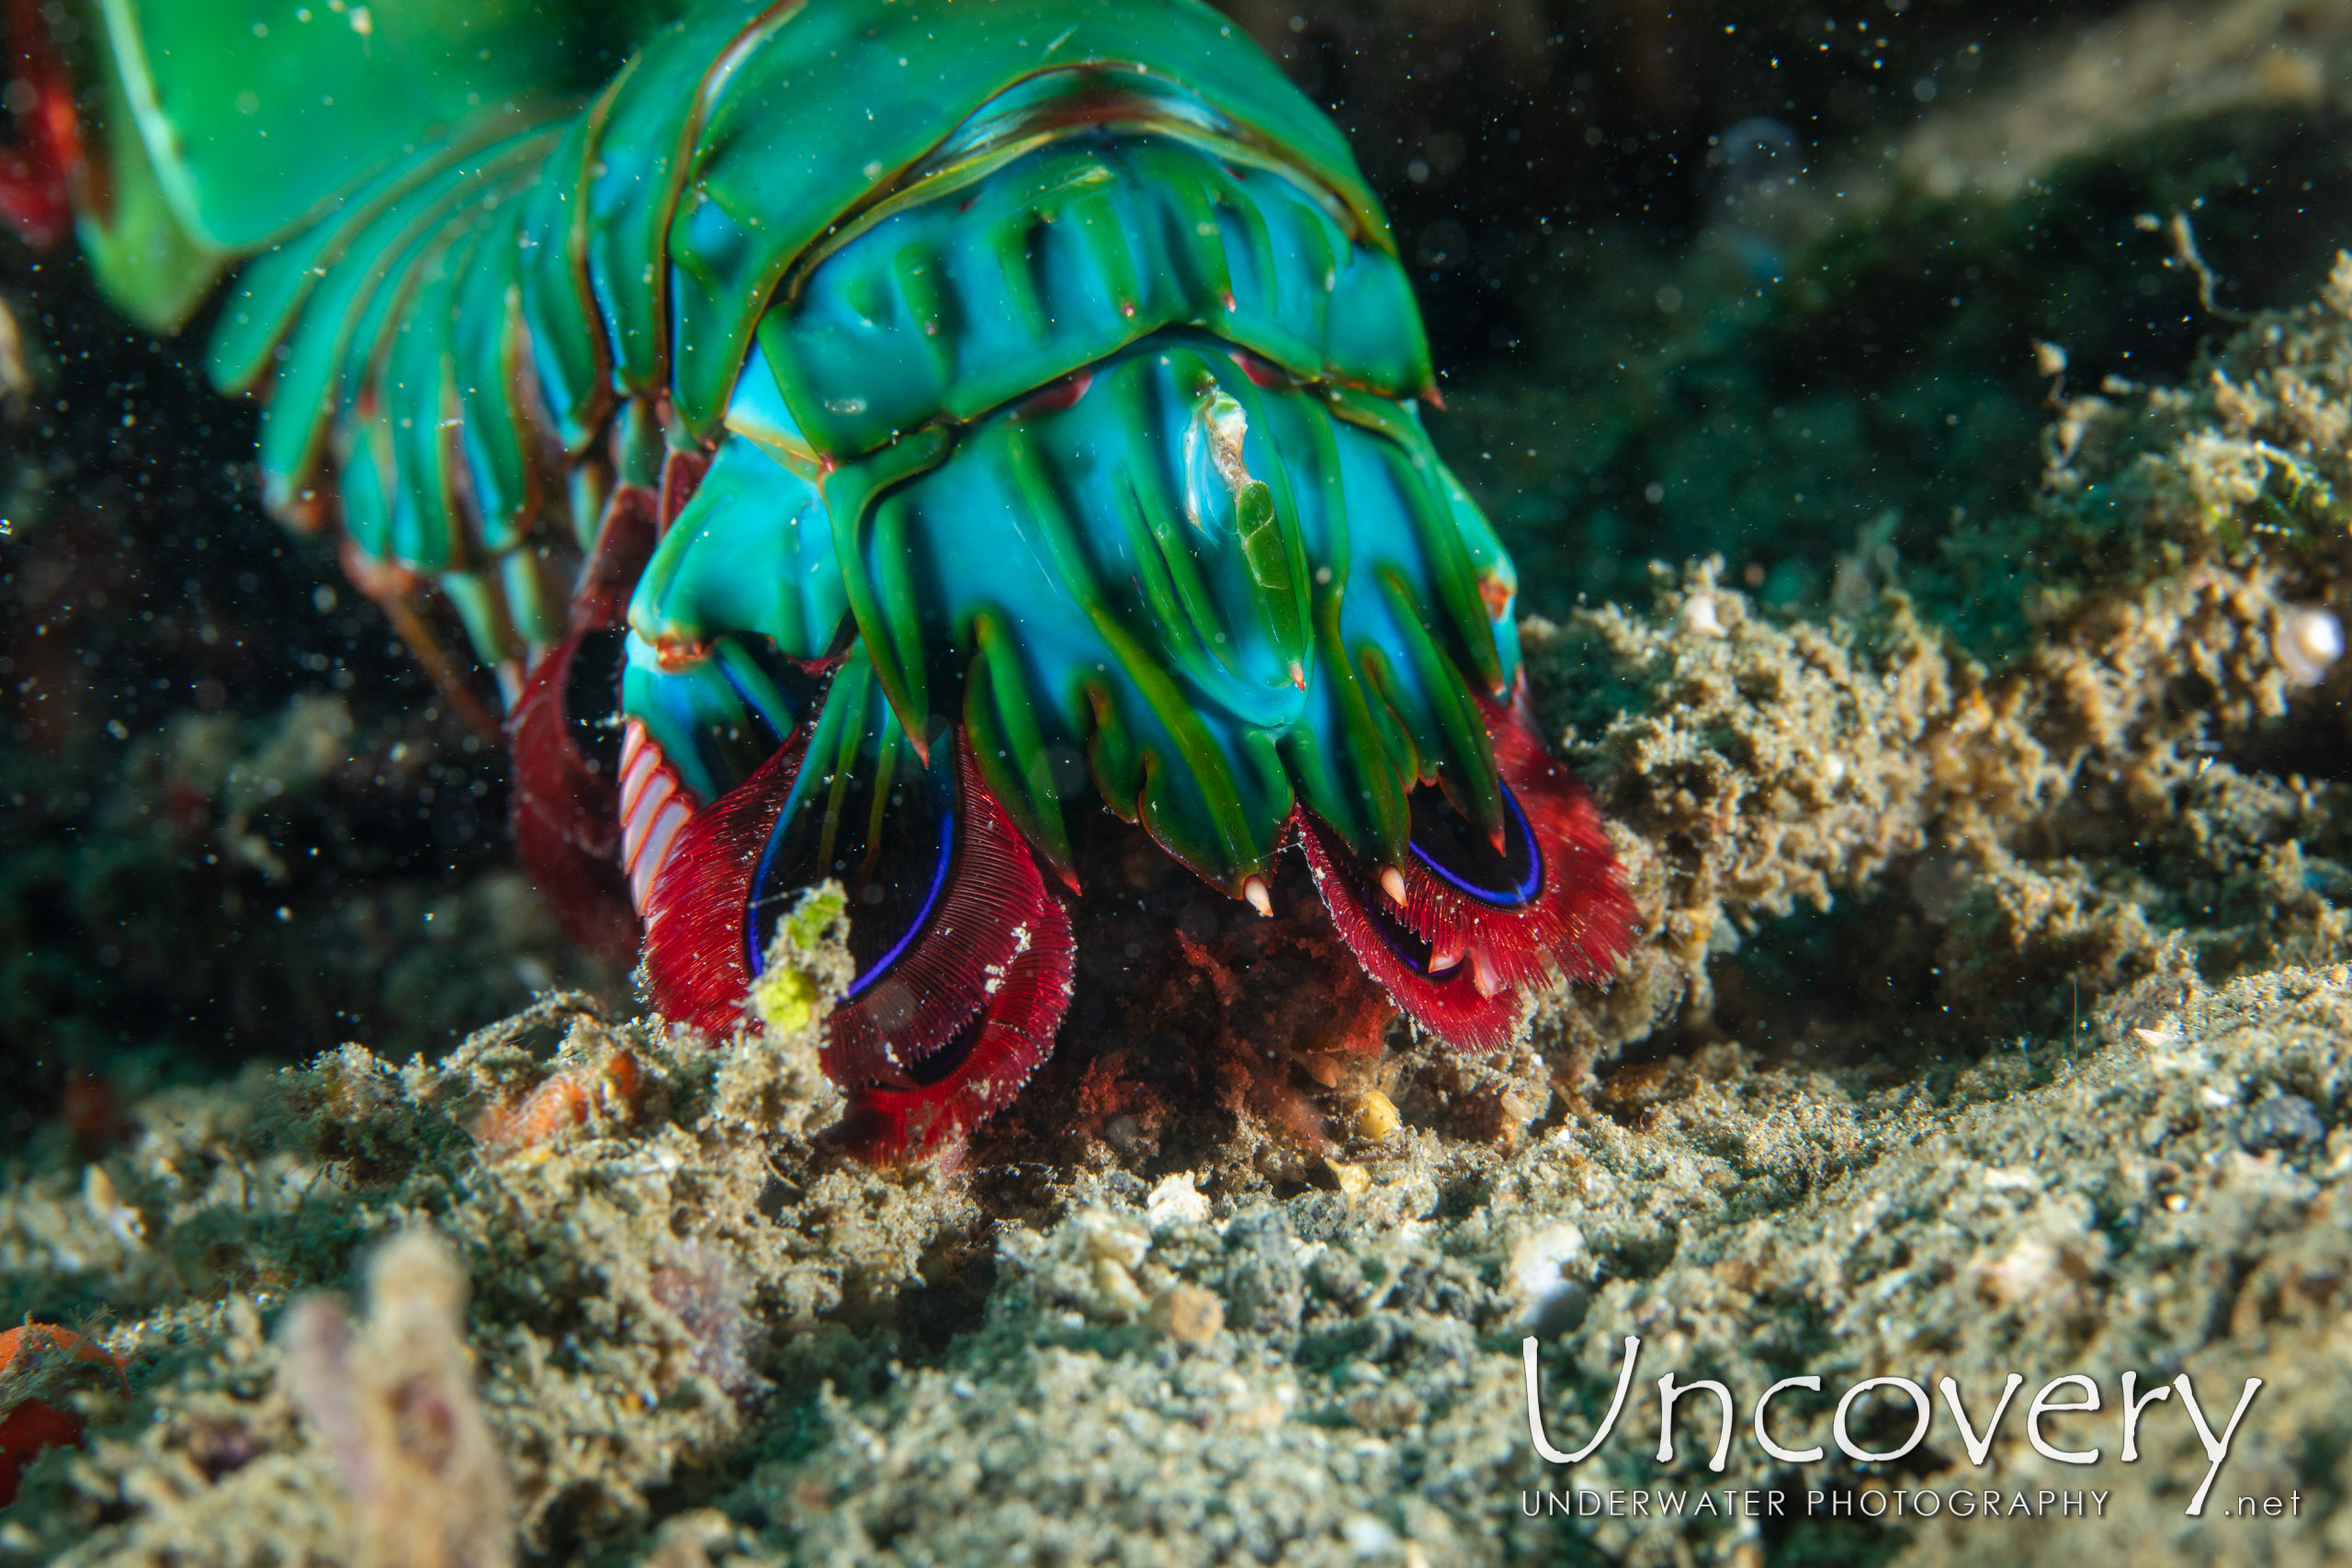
[2275,604,2343,687]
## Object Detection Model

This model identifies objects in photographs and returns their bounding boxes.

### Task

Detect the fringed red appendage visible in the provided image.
[504,490,660,964]
[833,736,1074,1162]
[1301,698,1634,1050]
[0,0,84,248]
[639,733,803,1037]
[508,631,636,964]
[641,726,1074,1161]
[819,739,1057,1086]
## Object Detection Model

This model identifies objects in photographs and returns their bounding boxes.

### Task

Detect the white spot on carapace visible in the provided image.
[1182,386,1254,536]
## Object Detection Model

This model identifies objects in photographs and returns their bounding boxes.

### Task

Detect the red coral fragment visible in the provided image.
[0,1324,126,1506]
[473,1049,644,1156]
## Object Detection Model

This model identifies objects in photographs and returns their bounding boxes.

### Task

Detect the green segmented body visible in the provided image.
[74,0,1527,898]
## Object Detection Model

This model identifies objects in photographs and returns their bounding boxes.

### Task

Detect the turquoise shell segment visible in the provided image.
[451,201,552,554]
[583,0,785,397]
[757,123,1430,460]
[179,0,1497,806]
[515,99,618,455]
[206,103,564,397]
[663,0,1391,435]
[631,333,1514,886]
[719,340,819,479]
[629,433,847,665]
[621,626,813,808]
[251,125,559,517]
[95,0,627,250]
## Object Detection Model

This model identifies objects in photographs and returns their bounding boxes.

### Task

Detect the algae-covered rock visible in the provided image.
[1508,257,2352,1089]
[16,957,2352,1563]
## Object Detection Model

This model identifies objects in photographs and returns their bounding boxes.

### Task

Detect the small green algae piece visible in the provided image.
[749,882,850,1037]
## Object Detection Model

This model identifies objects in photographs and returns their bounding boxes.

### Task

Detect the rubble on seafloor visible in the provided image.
[1521,253,2352,1082]
[9,932,2352,1563]
[0,265,2350,1562]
